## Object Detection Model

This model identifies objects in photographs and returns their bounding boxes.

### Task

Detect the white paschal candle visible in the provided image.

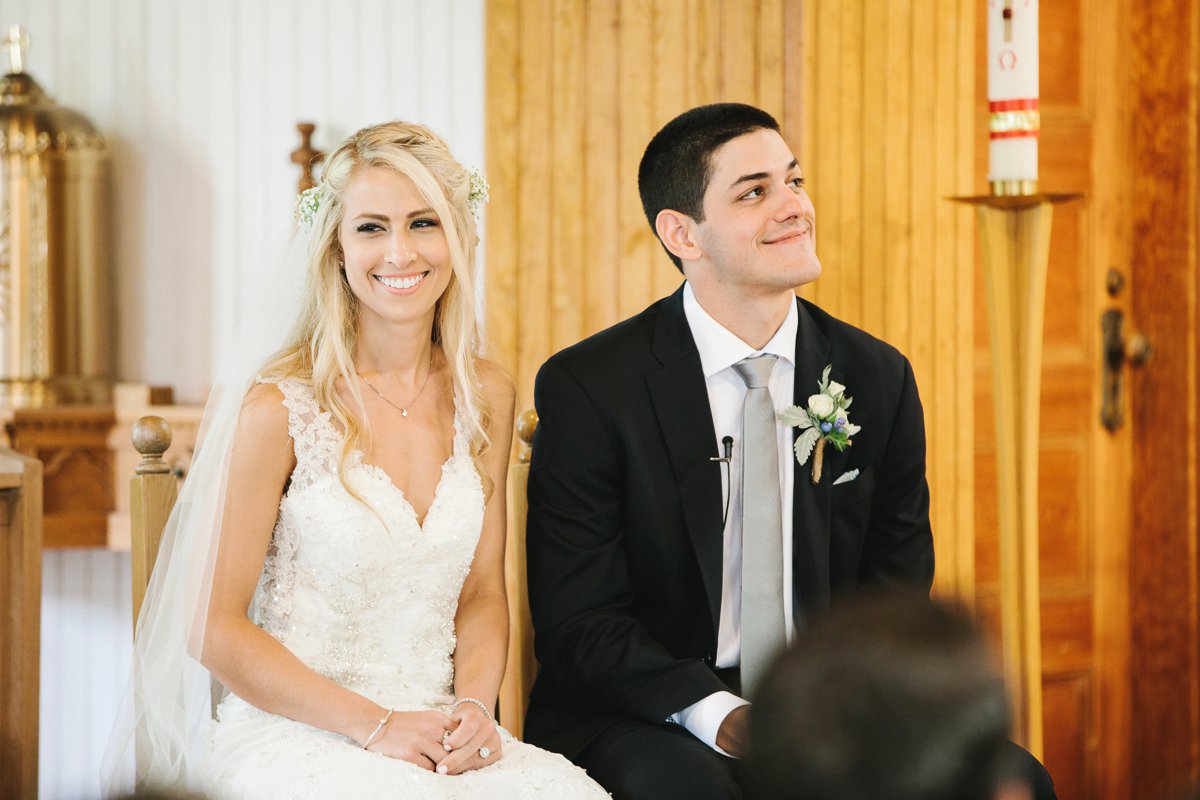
[987,0,1039,193]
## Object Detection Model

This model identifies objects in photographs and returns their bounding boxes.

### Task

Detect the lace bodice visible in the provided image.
[250,378,485,709]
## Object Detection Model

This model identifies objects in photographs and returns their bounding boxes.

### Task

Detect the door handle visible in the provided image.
[1101,308,1151,432]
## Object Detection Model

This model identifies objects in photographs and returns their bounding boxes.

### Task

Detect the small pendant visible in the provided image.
[401,407,409,417]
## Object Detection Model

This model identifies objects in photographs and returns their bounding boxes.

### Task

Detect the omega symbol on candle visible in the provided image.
[998,50,1018,70]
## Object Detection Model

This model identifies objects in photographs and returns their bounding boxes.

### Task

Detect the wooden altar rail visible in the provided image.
[129,412,542,738]
[0,446,43,800]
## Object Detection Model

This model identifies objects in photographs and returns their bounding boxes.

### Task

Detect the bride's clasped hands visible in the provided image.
[361,703,501,776]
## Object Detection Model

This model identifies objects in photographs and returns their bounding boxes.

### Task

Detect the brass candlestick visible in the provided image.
[952,188,1082,759]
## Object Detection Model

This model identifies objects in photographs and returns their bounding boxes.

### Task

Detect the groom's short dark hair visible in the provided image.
[638,103,781,271]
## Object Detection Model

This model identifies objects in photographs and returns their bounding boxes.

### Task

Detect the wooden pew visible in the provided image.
[498,409,538,738]
[0,446,43,799]
[130,417,178,629]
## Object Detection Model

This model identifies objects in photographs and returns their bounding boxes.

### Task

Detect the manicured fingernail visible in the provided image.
[437,764,448,775]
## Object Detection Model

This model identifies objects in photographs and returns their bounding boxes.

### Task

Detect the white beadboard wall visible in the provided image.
[0,1,485,797]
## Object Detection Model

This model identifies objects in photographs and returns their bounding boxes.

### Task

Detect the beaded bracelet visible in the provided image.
[362,707,394,750]
[450,696,495,723]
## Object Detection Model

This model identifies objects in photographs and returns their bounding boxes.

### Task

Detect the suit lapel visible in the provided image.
[646,287,725,635]
[791,298,833,622]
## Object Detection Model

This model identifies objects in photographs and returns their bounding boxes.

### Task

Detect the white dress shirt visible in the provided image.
[668,282,799,754]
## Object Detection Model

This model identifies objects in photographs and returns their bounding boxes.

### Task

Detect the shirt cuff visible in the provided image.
[667,691,750,757]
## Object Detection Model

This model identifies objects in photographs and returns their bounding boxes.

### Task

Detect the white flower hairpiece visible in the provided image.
[295,185,322,231]
[466,166,490,217]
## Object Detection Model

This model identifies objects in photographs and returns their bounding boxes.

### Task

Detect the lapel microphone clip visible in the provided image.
[711,436,734,529]
[709,435,734,463]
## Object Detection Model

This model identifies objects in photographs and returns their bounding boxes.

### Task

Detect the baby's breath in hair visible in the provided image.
[295,185,323,230]
[466,167,490,218]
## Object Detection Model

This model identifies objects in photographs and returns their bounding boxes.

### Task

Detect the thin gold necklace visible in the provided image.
[359,353,434,418]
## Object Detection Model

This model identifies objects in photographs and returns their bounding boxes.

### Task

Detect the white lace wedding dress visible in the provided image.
[201,379,607,799]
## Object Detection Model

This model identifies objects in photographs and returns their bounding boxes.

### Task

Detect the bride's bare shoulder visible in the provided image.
[237,381,292,444]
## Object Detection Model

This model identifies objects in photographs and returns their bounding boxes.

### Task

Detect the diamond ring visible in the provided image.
[442,730,452,752]
[478,746,491,760]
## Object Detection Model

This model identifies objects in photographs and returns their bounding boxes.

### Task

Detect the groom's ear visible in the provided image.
[655,209,703,264]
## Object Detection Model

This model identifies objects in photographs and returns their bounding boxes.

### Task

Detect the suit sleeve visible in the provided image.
[526,358,727,722]
[860,356,936,591]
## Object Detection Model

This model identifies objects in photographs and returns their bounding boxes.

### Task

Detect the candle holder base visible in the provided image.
[950,191,1084,210]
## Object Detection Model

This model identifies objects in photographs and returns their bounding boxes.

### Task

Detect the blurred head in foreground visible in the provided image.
[747,594,1026,800]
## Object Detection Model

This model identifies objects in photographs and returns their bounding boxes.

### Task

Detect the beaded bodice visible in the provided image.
[250,378,484,710]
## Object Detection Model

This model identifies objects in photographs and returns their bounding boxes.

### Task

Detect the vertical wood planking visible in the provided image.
[797,1,973,599]
[718,0,756,101]
[484,0,520,371]
[757,0,785,123]
[883,0,912,350]
[616,0,656,318]
[933,0,961,592]
[583,0,620,337]
[516,0,553,403]
[859,0,886,338]
[811,1,841,314]
[688,0,719,109]
[797,0,816,308]
[550,0,586,348]
[492,0,808,406]
[650,0,687,301]
[954,0,976,597]
[837,2,863,328]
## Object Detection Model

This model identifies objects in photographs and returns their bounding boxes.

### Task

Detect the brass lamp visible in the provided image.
[0,24,113,406]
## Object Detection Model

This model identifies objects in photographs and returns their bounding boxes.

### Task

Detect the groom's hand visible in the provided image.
[716,704,750,758]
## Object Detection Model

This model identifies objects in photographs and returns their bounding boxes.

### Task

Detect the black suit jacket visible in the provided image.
[523,285,934,758]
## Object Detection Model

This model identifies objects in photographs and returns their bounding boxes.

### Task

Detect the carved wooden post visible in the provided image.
[291,122,325,194]
[499,409,538,738]
[130,416,177,631]
[0,446,42,799]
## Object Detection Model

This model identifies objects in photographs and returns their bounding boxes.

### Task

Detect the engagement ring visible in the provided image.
[442,730,452,752]
[478,746,491,760]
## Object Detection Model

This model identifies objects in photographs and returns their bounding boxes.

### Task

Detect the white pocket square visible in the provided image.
[832,469,859,485]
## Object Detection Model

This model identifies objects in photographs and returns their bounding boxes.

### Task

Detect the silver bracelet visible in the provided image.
[450,696,494,723]
[361,707,394,750]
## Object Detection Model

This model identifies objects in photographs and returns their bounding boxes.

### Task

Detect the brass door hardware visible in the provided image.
[1101,309,1151,431]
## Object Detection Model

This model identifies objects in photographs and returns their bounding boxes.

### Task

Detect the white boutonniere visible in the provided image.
[778,365,862,484]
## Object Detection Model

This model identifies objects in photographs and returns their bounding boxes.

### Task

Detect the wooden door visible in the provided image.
[975,2,1200,798]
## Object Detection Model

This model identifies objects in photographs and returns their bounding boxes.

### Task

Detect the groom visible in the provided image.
[524,103,1034,799]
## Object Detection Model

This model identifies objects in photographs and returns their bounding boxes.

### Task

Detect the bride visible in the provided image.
[105,121,607,799]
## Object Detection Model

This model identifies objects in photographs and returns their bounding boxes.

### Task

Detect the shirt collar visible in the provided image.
[682,281,798,378]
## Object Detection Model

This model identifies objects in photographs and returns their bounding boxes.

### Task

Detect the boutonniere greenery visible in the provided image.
[778,365,861,484]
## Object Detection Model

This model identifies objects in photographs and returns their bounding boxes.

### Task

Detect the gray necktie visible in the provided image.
[732,354,786,697]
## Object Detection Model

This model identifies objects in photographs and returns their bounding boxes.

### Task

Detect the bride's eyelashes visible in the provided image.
[354,218,439,234]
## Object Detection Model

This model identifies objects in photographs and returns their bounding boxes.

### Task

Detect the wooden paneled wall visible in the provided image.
[485,1,977,598]
[1128,0,1200,794]
[485,0,803,398]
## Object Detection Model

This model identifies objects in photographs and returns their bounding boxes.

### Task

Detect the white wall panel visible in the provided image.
[0,1,485,796]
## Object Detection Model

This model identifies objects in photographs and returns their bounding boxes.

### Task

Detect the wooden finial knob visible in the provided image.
[516,408,538,464]
[517,409,538,446]
[133,416,173,474]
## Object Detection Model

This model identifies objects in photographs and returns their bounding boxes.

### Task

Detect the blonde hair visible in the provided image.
[261,120,493,499]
